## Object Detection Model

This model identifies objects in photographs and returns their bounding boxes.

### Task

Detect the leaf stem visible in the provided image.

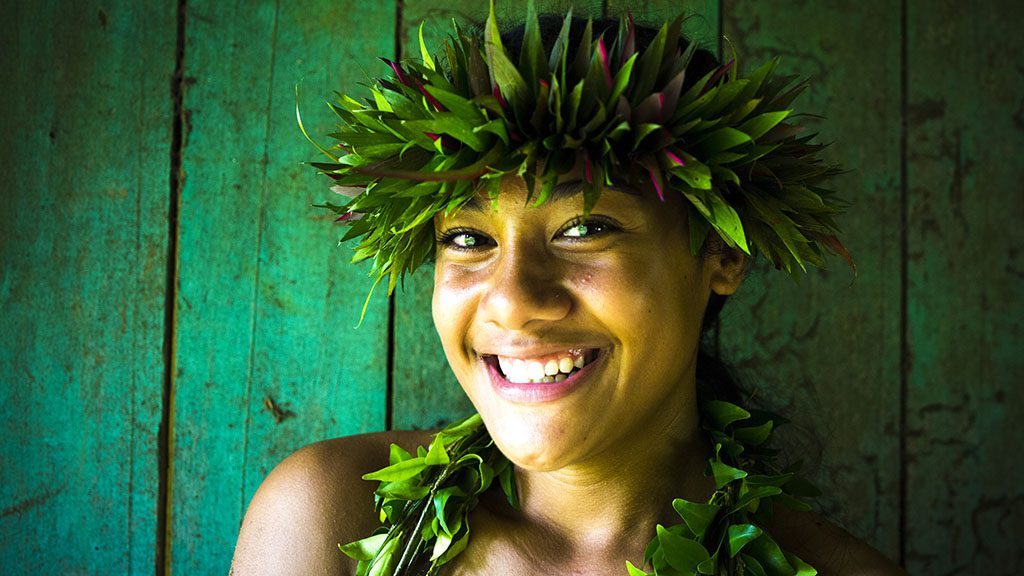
[392,468,450,574]
[391,429,486,575]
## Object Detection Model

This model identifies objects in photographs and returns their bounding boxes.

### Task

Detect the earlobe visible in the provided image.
[708,248,748,296]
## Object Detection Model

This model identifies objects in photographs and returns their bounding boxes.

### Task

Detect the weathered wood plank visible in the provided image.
[605,0,720,50]
[171,1,394,572]
[392,0,603,431]
[0,0,175,573]
[720,0,902,558]
[905,1,1024,573]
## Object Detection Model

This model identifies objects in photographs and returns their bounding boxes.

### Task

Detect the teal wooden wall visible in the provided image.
[1,1,1021,574]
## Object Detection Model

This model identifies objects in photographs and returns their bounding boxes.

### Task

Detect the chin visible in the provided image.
[472,398,588,472]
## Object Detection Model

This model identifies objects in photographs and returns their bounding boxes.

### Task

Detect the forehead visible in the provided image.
[449,178,652,217]
[434,177,692,240]
[456,181,620,213]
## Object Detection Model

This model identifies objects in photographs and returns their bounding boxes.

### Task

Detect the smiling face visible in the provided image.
[432,175,744,472]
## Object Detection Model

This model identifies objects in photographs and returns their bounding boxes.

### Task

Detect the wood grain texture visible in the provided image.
[391,0,604,430]
[0,0,175,573]
[605,0,720,51]
[170,1,394,572]
[2,0,1021,571]
[720,0,902,558]
[904,1,1024,573]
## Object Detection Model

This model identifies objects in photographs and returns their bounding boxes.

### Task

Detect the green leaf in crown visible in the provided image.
[301,0,854,315]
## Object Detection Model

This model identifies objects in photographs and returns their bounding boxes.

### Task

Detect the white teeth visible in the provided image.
[493,351,593,384]
[558,357,574,374]
[527,362,546,380]
[497,356,514,378]
[544,360,559,376]
[512,359,526,381]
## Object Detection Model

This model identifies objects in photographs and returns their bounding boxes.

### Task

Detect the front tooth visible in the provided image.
[541,376,554,383]
[574,355,586,369]
[554,373,567,382]
[506,360,527,383]
[558,357,574,373]
[511,359,527,381]
[544,359,559,376]
[527,361,546,380]
[498,356,514,378]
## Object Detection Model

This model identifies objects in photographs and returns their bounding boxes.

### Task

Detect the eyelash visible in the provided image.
[435,217,620,251]
[435,228,492,251]
[557,217,618,240]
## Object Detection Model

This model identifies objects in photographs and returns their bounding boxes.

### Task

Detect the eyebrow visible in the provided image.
[459,180,636,212]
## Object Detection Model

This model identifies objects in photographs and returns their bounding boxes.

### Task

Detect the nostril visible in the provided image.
[481,271,573,329]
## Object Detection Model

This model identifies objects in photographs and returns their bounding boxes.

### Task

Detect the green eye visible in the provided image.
[560,220,611,238]
[452,233,478,247]
[437,229,493,250]
[562,224,590,237]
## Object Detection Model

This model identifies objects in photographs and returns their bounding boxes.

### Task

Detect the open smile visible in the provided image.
[481,348,605,404]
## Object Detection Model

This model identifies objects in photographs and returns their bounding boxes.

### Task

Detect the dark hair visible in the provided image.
[499,15,747,407]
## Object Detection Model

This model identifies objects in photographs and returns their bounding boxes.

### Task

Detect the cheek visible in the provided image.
[566,265,617,323]
[432,263,481,353]
[569,252,702,322]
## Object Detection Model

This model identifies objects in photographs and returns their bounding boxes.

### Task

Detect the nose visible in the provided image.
[479,242,572,330]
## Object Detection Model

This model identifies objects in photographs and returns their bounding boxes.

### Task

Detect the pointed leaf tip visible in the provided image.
[646,162,666,201]
[623,11,636,63]
[665,149,686,167]
[597,38,613,89]
[418,22,435,70]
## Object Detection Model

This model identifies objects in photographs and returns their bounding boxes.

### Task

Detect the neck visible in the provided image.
[487,398,713,564]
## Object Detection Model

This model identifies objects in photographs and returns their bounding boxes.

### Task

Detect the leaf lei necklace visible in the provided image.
[341,400,820,576]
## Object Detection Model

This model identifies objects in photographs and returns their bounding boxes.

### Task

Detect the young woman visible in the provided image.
[231,8,906,576]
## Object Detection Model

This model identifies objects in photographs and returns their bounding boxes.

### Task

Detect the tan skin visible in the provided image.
[231,176,906,576]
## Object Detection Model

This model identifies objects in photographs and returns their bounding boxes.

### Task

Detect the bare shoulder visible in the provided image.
[230,429,435,576]
[769,508,907,576]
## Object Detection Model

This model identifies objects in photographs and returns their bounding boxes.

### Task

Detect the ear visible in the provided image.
[706,247,748,296]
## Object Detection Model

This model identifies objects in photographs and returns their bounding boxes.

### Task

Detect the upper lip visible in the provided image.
[472,328,611,357]
[475,343,606,359]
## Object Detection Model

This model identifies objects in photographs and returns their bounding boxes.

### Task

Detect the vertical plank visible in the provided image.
[605,0,720,51]
[171,1,394,572]
[0,0,174,573]
[391,0,605,430]
[720,0,902,557]
[905,1,1024,572]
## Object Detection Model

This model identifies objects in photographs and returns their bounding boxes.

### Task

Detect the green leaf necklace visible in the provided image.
[342,400,819,576]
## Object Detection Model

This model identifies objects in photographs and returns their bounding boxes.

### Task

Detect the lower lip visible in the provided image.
[486,352,604,404]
